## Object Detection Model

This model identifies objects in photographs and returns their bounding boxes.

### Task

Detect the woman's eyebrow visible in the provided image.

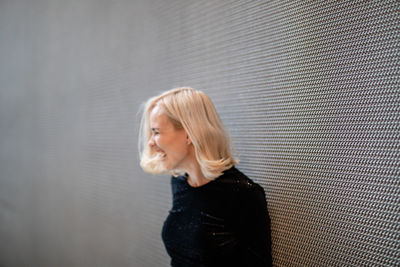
[151,128,159,131]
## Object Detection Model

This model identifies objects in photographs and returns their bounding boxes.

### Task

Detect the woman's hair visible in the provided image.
[138,87,238,180]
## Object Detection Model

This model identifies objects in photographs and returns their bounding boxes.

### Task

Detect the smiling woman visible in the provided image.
[138,87,272,266]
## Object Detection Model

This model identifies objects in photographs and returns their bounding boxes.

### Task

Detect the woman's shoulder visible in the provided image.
[218,167,267,212]
[218,166,264,193]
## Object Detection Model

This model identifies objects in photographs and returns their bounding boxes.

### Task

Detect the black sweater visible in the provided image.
[162,166,272,267]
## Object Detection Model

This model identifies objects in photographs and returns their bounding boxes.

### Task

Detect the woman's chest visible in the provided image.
[162,192,239,260]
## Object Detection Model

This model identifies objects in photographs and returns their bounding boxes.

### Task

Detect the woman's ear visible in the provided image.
[186,136,191,145]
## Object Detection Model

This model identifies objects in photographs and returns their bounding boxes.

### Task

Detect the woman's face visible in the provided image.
[148,105,191,171]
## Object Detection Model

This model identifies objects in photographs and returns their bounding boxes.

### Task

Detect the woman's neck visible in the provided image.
[183,160,211,187]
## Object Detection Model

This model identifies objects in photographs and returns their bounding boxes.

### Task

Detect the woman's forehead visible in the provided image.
[150,106,171,128]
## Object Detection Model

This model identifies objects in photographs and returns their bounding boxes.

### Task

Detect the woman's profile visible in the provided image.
[138,87,272,266]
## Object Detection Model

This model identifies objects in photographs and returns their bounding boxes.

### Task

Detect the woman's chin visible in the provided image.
[161,160,171,171]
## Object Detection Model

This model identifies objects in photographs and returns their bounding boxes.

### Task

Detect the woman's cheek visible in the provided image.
[155,136,162,149]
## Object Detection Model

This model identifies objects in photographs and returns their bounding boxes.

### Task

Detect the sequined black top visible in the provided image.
[161,166,272,267]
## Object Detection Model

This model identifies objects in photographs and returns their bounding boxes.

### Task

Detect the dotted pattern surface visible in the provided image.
[151,1,400,266]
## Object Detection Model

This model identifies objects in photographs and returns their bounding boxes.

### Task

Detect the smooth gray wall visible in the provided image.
[0,1,399,266]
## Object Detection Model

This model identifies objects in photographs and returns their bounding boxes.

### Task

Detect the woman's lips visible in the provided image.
[155,149,166,158]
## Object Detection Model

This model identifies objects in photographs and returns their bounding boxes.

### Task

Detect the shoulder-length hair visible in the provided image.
[138,87,238,180]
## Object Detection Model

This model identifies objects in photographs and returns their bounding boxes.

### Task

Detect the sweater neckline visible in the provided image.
[183,176,218,190]
[181,166,235,189]
[183,174,215,189]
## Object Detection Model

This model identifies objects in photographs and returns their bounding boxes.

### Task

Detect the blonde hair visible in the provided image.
[138,87,238,180]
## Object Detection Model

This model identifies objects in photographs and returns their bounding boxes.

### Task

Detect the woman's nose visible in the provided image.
[148,137,155,147]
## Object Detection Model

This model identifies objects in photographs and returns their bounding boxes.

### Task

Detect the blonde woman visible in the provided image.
[139,87,272,267]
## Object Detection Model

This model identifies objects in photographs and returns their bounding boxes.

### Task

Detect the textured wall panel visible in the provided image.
[0,0,398,266]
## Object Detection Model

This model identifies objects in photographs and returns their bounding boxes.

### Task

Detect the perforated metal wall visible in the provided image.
[153,1,399,265]
[0,0,398,266]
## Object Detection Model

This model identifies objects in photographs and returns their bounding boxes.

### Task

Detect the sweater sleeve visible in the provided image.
[237,183,273,267]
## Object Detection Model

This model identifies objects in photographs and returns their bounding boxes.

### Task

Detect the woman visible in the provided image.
[139,87,272,266]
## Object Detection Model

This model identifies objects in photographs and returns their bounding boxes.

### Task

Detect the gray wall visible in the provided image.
[0,1,399,266]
